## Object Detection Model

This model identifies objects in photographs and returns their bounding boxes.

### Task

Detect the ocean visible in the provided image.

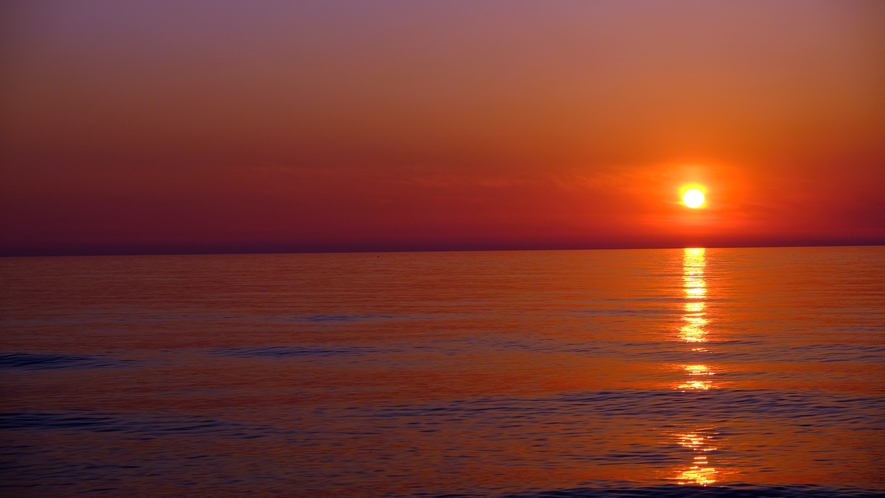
[1,247,883,497]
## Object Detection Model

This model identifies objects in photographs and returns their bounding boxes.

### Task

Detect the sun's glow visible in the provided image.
[683,188,705,208]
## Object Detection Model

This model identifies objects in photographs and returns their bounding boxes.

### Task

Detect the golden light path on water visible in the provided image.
[677,431,718,485]
[674,248,719,485]
[680,248,708,344]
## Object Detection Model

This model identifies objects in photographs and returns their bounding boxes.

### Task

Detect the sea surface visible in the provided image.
[1,247,884,497]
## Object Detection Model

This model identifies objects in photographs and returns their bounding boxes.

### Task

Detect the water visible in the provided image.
[1,247,883,497]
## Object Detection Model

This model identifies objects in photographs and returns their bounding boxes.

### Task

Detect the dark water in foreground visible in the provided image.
[1,247,883,497]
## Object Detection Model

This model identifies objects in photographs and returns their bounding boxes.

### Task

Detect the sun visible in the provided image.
[682,188,705,209]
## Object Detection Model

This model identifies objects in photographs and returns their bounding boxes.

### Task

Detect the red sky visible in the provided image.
[2,1,884,255]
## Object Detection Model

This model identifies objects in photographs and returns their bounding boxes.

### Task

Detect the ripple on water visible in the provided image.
[210,344,381,358]
[0,352,131,370]
[0,412,276,440]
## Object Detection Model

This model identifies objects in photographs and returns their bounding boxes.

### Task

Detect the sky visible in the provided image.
[1,0,884,256]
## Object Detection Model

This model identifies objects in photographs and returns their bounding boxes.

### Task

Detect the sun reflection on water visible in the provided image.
[677,364,715,390]
[676,431,718,485]
[677,249,714,386]
[674,248,719,485]
[680,249,708,343]
[685,364,713,375]
[680,312,708,342]
[677,380,713,391]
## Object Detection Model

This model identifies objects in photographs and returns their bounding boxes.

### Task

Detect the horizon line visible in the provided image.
[2,241,883,259]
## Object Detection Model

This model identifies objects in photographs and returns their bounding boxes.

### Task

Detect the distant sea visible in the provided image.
[1,247,883,497]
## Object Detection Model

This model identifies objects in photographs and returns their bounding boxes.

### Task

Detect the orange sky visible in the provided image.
[1,1,884,255]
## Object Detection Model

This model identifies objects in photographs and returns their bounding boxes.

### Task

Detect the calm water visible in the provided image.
[1,247,884,497]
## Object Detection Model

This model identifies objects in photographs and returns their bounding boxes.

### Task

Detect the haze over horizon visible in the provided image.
[2,1,884,256]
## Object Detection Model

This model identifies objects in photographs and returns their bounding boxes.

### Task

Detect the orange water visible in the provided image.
[1,247,883,496]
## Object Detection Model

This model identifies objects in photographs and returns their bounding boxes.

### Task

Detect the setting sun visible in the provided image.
[683,188,706,209]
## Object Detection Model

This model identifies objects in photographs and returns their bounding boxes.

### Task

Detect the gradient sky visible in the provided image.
[2,0,884,255]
